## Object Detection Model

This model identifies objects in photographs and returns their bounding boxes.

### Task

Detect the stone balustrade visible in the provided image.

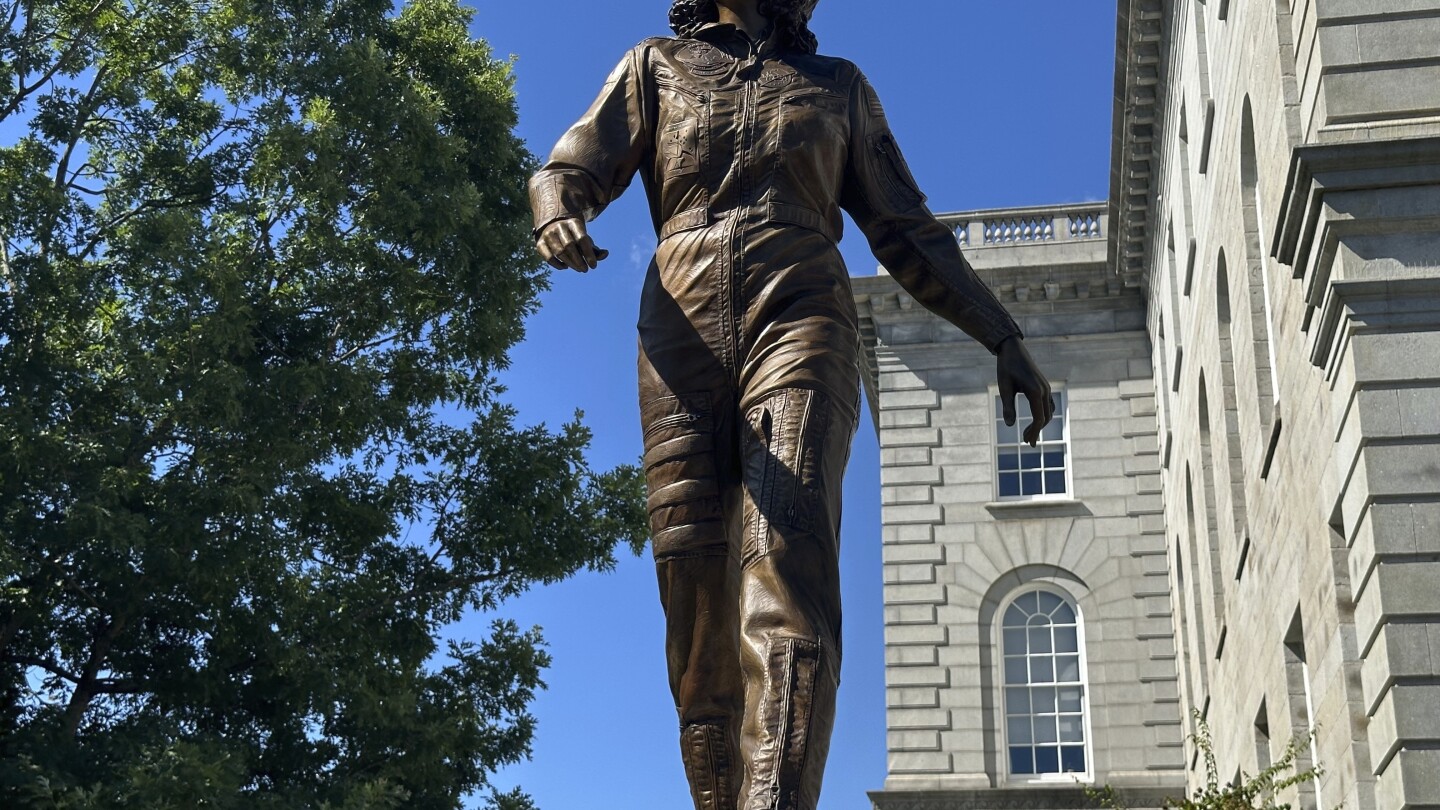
[938,204,1107,248]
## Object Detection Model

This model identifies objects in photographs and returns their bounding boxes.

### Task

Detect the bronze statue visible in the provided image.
[530,1,1053,807]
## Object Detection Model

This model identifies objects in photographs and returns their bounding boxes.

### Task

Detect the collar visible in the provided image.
[691,20,779,54]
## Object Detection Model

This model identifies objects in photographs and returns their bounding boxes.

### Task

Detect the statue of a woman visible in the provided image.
[529,1,1053,807]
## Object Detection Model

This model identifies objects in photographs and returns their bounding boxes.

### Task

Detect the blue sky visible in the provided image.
[464,2,1117,807]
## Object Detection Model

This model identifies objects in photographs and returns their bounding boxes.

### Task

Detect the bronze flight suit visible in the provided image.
[530,22,1021,810]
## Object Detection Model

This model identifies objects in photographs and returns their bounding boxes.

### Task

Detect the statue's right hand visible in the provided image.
[537,217,609,273]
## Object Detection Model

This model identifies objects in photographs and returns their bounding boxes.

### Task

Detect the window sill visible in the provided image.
[984,499,1091,519]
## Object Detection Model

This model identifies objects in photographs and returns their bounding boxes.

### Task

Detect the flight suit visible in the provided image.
[530,21,1021,810]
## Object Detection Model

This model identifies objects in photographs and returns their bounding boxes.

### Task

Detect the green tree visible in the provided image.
[0,0,646,806]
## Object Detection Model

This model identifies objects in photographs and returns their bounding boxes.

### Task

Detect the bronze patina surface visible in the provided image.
[530,2,1052,807]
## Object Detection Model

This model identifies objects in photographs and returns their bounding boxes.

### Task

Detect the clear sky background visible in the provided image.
[461,2,1118,807]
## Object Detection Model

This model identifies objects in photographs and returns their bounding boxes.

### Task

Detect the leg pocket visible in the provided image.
[643,392,723,558]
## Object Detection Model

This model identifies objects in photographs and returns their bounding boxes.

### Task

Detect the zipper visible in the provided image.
[874,133,922,209]
[786,395,812,523]
[728,37,763,383]
[643,410,702,438]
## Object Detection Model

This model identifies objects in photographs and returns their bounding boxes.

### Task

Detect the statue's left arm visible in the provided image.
[838,68,1054,442]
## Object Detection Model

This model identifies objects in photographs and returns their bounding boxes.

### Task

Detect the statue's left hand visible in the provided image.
[996,336,1054,447]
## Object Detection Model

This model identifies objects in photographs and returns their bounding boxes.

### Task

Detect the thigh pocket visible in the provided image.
[744,389,832,545]
[642,392,722,555]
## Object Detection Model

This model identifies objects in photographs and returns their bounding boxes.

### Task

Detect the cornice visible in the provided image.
[869,786,1180,810]
[1107,0,1163,291]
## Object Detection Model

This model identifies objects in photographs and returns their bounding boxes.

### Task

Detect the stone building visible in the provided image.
[856,205,1187,810]
[861,1,1440,809]
[1113,0,1440,809]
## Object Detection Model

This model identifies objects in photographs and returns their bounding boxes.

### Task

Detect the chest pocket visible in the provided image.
[778,88,849,167]
[658,81,707,180]
[662,118,700,178]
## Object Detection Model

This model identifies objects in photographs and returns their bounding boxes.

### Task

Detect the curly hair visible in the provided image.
[668,0,819,55]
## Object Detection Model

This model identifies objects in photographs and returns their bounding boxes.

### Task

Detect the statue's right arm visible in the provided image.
[530,46,653,272]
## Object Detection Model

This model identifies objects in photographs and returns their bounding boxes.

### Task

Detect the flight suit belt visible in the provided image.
[658,202,840,244]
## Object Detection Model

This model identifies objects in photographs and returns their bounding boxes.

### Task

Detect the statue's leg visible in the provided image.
[641,380,745,810]
[735,386,857,810]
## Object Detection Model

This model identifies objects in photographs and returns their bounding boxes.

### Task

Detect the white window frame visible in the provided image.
[991,385,1071,502]
[995,585,1095,784]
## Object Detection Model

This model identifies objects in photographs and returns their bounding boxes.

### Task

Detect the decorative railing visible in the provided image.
[939,204,1107,248]
[984,216,1054,244]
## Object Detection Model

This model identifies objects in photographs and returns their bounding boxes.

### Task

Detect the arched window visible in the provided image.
[1001,588,1090,779]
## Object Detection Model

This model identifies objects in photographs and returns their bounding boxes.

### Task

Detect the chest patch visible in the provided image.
[677,42,731,77]
[759,68,798,89]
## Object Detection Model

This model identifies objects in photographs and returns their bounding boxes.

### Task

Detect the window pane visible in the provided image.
[1021,471,1041,494]
[1037,592,1063,613]
[1008,716,1032,744]
[1032,687,1056,713]
[1061,746,1086,773]
[1006,687,1030,714]
[1058,686,1083,712]
[1053,602,1077,624]
[1044,449,1066,468]
[1043,416,1064,441]
[1059,715,1084,742]
[1003,628,1026,654]
[1035,746,1060,774]
[999,451,1019,471]
[1004,657,1028,684]
[1031,656,1054,683]
[1016,592,1039,614]
[999,472,1020,497]
[1010,747,1034,775]
[1028,627,1052,654]
[1057,655,1081,682]
[1004,605,1027,627]
[1035,716,1058,744]
[1045,470,1067,494]
[1021,451,1042,470]
[1055,625,1078,653]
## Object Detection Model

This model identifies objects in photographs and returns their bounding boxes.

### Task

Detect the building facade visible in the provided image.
[856,205,1187,810]
[863,1,1440,809]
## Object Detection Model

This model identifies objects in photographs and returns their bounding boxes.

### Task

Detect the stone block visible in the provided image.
[887,687,940,709]
[880,408,933,429]
[882,485,936,506]
[882,504,944,525]
[888,751,952,774]
[887,707,952,730]
[883,543,947,565]
[884,604,937,626]
[881,446,933,467]
[883,523,934,544]
[884,563,938,585]
[1356,561,1440,651]
[886,624,949,647]
[881,370,929,391]
[1368,683,1440,772]
[1360,622,1440,713]
[879,427,943,448]
[886,666,950,687]
[885,645,939,667]
[881,465,945,486]
[879,389,941,410]
[1377,748,1440,810]
[883,583,947,606]
[887,730,942,752]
